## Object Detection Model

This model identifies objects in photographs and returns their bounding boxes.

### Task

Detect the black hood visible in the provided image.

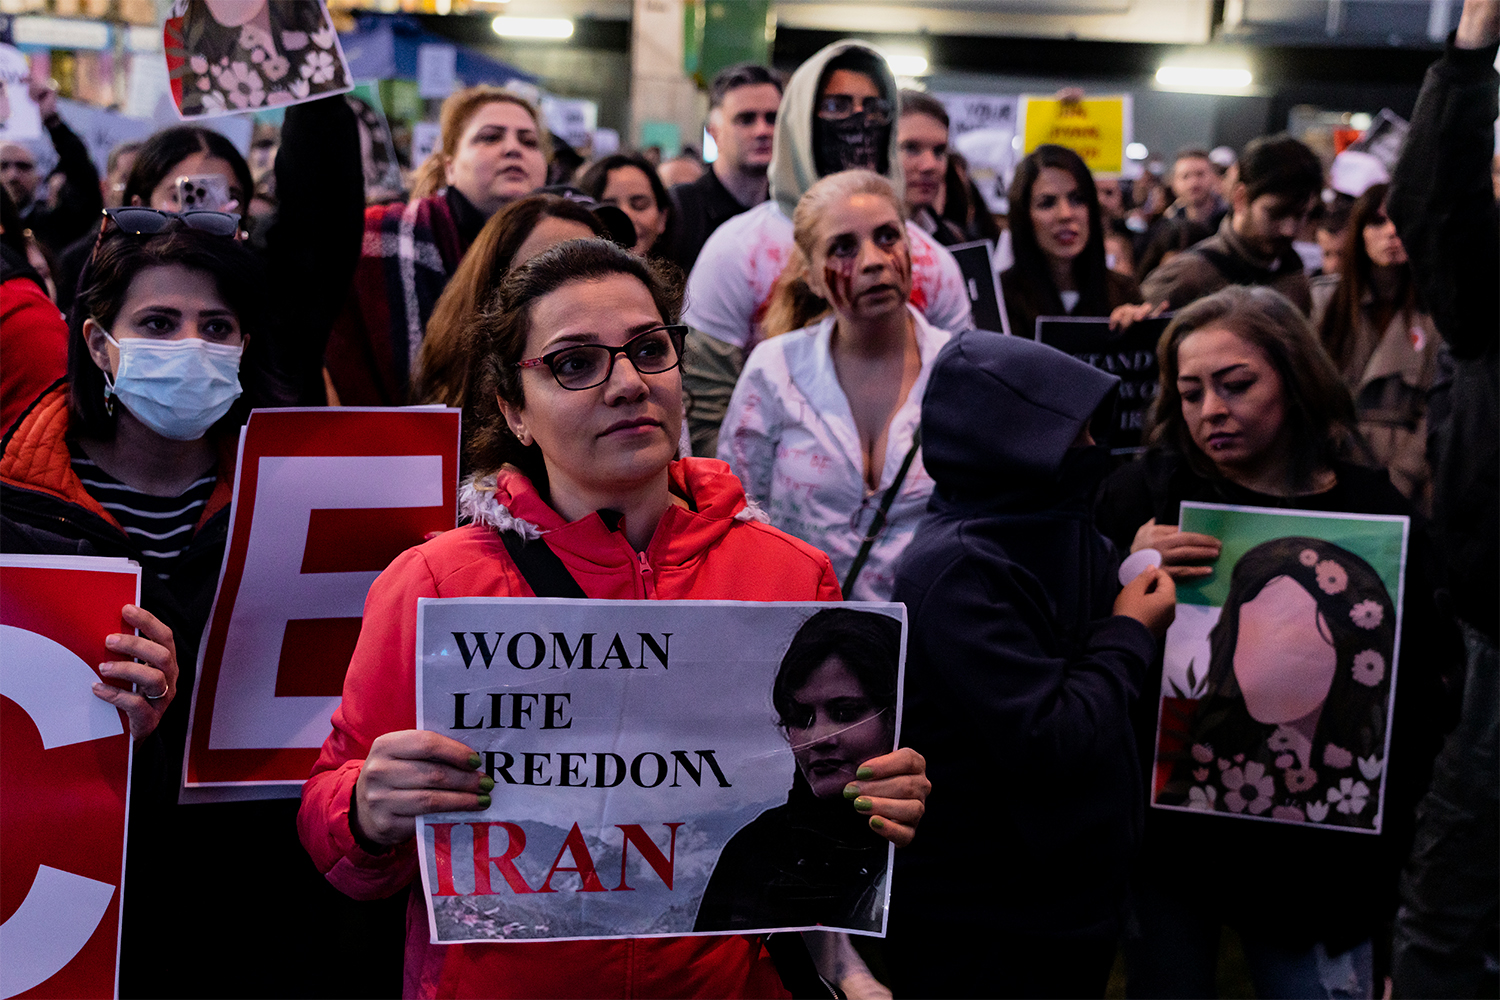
[921,330,1120,496]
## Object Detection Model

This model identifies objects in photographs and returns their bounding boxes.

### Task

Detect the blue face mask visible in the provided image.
[103,333,243,441]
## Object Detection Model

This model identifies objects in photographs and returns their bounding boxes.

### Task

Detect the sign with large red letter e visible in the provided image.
[184,408,459,799]
[1,554,138,999]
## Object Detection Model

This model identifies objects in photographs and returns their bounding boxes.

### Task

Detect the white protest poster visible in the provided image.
[933,91,1018,213]
[416,43,458,99]
[411,121,442,168]
[165,0,353,120]
[1,554,138,999]
[1150,503,1408,833]
[182,407,459,801]
[0,44,43,143]
[415,600,906,942]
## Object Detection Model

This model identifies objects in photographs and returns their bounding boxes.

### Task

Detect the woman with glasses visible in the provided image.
[299,238,929,999]
[0,221,408,997]
[718,170,946,600]
[1311,183,1444,513]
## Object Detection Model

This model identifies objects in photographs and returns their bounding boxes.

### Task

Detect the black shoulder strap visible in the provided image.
[841,427,922,599]
[500,532,587,599]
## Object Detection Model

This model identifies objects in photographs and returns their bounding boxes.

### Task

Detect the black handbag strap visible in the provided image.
[841,427,922,599]
[501,531,587,599]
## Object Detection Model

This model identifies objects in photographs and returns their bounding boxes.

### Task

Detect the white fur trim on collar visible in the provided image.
[734,497,770,523]
[459,475,543,540]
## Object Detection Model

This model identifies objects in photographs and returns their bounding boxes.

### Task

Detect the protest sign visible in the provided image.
[415,600,905,942]
[1035,314,1171,454]
[933,91,1018,213]
[0,43,42,143]
[1,554,137,999]
[347,83,404,204]
[416,43,458,99]
[1019,94,1131,175]
[1150,503,1408,833]
[183,407,459,799]
[165,0,352,120]
[948,240,1009,336]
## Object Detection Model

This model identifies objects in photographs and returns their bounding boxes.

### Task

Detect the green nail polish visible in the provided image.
[843,783,860,800]
[853,797,873,812]
[468,753,482,770]
[479,776,495,792]
[476,793,491,809]
[856,765,875,780]
[869,816,885,830]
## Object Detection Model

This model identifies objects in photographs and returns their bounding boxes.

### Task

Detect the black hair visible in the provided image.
[575,153,677,261]
[1006,144,1111,314]
[1237,133,1324,207]
[122,126,254,210]
[1162,536,1396,827]
[467,238,684,479]
[708,63,782,109]
[67,227,270,441]
[772,609,901,729]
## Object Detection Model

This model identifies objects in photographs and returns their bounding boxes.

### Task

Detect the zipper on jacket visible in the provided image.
[637,550,657,599]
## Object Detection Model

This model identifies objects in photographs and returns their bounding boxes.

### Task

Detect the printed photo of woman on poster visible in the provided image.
[1157,536,1397,830]
[694,608,899,932]
[167,0,352,119]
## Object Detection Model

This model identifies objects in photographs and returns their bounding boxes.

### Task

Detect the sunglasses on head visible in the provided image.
[84,206,243,274]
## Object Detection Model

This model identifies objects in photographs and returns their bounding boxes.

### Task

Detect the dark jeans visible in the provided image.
[1392,622,1500,999]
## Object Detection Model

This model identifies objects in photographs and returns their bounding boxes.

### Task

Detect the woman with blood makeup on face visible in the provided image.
[300,238,929,1000]
[1311,183,1445,513]
[1001,144,1156,340]
[1090,285,1458,998]
[720,170,947,601]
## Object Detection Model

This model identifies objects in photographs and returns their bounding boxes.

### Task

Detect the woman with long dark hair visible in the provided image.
[1312,182,1444,511]
[1000,144,1151,338]
[577,153,676,260]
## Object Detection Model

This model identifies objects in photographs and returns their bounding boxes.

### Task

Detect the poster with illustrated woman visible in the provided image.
[1152,502,1408,833]
[166,0,352,120]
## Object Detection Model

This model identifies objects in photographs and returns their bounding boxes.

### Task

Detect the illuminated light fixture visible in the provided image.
[1126,142,1149,160]
[1154,65,1253,92]
[492,17,574,39]
[885,53,930,77]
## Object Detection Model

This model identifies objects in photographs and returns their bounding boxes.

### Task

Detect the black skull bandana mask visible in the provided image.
[814,113,891,176]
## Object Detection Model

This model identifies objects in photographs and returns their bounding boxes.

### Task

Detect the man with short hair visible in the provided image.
[1,79,101,254]
[666,63,782,274]
[0,142,39,214]
[1141,133,1323,312]
[897,89,963,244]
[1165,148,1228,227]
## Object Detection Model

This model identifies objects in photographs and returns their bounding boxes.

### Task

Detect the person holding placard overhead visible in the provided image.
[999,144,1154,340]
[299,238,929,999]
[1091,285,1456,997]
[718,170,947,601]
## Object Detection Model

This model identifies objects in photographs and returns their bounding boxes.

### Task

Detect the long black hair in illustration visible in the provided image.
[1162,536,1396,828]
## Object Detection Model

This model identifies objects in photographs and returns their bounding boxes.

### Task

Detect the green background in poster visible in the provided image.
[1177,503,1408,608]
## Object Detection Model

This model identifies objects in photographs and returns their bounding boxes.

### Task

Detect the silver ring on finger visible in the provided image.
[143,686,169,701]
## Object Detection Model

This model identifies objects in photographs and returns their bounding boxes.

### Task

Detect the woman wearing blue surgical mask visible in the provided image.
[0,221,404,998]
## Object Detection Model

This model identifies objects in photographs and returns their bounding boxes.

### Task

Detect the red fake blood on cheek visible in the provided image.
[823,257,857,311]
[891,242,913,294]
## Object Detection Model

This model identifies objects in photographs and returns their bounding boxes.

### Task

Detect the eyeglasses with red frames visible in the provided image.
[516,325,687,391]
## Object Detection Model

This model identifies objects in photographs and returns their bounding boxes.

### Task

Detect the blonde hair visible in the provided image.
[410,86,549,201]
[761,170,908,339]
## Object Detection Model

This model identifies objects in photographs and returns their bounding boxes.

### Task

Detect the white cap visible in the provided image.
[1329,150,1390,198]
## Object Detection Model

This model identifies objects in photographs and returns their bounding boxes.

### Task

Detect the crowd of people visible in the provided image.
[0,0,1496,995]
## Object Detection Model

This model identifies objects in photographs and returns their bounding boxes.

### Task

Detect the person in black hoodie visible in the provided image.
[887,330,1176,998]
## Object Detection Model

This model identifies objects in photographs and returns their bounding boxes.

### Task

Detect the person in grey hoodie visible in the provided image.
[887,330,1175,998]
[680,40,972,456]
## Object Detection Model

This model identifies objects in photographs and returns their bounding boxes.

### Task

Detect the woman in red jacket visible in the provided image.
[298,238,929,999]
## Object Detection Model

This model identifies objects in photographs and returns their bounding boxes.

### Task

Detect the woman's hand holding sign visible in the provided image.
[93,604,179,740]
[843,747,930,847]
[353,730,493,847]
[1131,517,1222,580]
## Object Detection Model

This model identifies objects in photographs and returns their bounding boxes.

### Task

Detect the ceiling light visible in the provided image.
[1126,142,1148,160]
[491,17,574,39]
[1154,65,1253,92]
[885,53,929,77]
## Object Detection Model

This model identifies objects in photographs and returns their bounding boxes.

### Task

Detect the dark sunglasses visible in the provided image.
[84,206,243,276]
[517,325,687,391]
[816,95,892,125]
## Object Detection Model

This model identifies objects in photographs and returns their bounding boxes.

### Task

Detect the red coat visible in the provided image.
[1,275,68,436]
[298,458,841,999]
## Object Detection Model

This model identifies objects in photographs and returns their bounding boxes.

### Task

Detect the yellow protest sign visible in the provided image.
[1020,95,1131,175]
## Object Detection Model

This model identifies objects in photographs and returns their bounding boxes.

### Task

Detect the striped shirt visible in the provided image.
[70,449,216,581]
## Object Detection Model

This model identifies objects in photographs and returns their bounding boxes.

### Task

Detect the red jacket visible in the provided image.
[298,458,841,999]
[1,275,68,436]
